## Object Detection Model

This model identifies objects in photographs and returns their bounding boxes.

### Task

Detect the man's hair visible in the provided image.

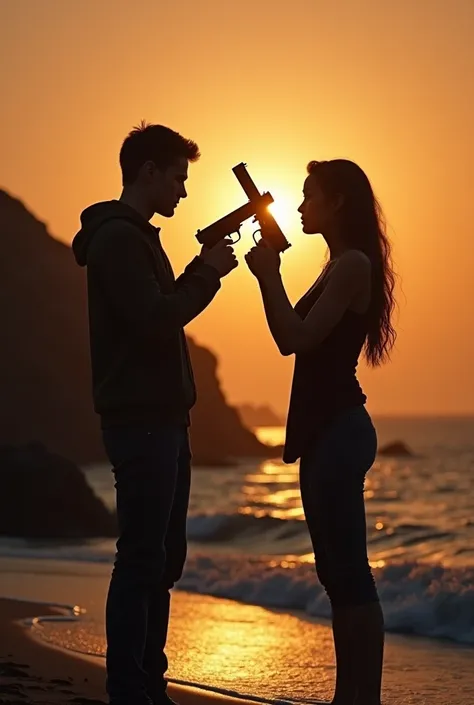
[120,121,200,185]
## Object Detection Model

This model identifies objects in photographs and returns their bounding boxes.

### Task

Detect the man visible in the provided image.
[72,122,237,705]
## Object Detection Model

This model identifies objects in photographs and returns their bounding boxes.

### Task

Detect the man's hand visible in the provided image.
[201,239,238,277]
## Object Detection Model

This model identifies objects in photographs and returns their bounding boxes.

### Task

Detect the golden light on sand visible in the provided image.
[165,592,335,694]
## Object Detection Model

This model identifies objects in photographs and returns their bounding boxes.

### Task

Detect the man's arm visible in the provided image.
[175,255,205,286]
[175,243,216,287]
[88,225,221,340]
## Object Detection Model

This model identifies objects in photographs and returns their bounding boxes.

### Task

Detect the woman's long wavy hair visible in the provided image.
[307,159,397,366]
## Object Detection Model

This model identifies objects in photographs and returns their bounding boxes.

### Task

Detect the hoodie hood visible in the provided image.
[72,200,158,266]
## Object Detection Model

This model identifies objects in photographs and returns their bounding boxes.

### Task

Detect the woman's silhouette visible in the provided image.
[245,159,396,705]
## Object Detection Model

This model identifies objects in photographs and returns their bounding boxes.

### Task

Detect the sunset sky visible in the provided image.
[1,0,473,417]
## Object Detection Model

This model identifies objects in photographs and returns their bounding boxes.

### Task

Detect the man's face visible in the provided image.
[149,157,189,217]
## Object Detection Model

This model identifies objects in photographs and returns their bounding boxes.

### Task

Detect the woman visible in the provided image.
[245,159,396,705]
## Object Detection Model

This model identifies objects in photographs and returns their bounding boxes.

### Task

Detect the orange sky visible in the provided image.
[1,0,474,416]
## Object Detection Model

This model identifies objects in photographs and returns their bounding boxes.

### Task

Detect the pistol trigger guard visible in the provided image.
[231,229,242,245]
[252,228,262,245]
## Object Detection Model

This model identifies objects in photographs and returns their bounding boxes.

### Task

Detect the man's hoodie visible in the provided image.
[72,200,221,428]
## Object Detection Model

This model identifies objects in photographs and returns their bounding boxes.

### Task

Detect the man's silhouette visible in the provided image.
[72,122,237,705]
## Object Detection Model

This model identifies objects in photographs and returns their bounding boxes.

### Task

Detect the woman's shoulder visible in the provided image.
[337,249,371,269]
[330,250,371,289]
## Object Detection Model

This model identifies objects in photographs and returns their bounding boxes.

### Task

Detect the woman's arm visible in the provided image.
[256,274,302,355]
[246,246,370,356]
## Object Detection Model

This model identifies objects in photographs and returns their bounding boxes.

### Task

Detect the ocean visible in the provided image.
[2,416,474,643]
[1,416,474,702]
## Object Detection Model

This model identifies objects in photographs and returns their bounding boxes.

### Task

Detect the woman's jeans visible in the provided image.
[299,406,379,607]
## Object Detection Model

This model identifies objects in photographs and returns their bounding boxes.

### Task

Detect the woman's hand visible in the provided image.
[244,240,281,280]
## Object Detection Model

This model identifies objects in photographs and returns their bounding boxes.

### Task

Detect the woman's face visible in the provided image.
[298,174,339,235]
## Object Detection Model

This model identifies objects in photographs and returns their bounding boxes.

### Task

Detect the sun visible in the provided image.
[266,194,298,233]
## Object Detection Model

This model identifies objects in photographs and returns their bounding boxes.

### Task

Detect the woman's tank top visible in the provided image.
[283,265,368,463]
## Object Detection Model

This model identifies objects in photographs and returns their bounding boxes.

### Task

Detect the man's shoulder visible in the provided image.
[96,216,149,239]
[89,218,152,257]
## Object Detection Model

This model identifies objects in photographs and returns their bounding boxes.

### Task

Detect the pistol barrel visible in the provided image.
[195,193,273,247]
[195,163,291,252]
[232,163,262,201]
[233,162,291,253]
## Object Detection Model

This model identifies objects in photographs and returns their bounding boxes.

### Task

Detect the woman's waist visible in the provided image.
[290,370,365,400]
[283,400,370,464]
[286,375,366,426]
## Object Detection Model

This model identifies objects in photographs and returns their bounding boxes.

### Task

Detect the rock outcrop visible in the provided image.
[0,189,276,465]
[378,440,415,457]
[0,443,117,538]
[238,403,285,428]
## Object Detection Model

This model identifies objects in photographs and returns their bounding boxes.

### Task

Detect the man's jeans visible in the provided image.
[102,425,191,705]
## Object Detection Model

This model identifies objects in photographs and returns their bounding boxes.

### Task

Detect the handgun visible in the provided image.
[195,163,291,253]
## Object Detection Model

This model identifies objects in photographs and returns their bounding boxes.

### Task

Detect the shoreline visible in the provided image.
[3,556,474,704]
[0,597,273,705]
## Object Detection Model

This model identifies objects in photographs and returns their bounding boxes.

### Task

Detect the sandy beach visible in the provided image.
[0,597,260,705]
[2,556,474,705]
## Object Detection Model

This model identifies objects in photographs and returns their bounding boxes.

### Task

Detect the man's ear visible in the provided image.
[142,160,158,180]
